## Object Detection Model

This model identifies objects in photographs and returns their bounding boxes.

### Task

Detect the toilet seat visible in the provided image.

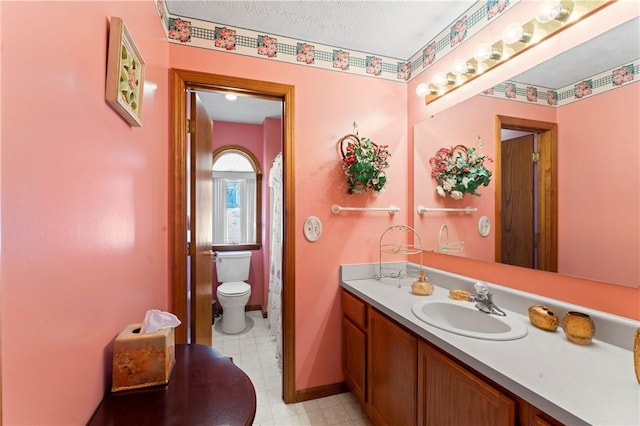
[217,282,251,297]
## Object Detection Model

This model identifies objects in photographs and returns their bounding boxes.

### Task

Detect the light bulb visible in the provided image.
[536,3,558,23]
[452,59,475,75]
[474,43,491,62]
[432,71,456,86]
[432,72,449,87]
[536,1,572,23]
[415,83,429,97]
[501,23,524,45]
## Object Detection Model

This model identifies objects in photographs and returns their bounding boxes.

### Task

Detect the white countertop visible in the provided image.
[340,262,640,426]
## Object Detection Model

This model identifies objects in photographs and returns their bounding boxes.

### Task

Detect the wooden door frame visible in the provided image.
[170,69,296,403]
[494,115,558,272]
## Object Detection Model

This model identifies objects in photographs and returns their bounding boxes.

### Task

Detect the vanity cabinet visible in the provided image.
[368,308,417,426]
[342,290,367,405]
[341,289,564,426]
[418,341,515,426]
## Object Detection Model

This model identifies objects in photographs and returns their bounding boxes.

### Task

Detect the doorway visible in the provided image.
[170,69,297,403]
[494,115,558,272]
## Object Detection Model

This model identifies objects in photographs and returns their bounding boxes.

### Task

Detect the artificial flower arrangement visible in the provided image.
[340,122,391,194]
[429,137,492,200]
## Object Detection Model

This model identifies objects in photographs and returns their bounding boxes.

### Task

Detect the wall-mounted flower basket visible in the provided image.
[429,139,492,200]
[340,124,391,194]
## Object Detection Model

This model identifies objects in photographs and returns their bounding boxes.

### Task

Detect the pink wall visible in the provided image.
[170,45,409,390]
[1,1,638,424]
[557,85,639,285]
[214,120,264,154]
[211,120,266,308]
[1,1,169,424]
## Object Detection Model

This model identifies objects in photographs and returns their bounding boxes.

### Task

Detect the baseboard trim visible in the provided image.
[246,304,262,312]
[216,304,262,316]
[293,382,350,403]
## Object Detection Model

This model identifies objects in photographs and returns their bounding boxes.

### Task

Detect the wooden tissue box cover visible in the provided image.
[111,323,176,392]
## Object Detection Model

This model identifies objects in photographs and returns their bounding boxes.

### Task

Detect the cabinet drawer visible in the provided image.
[342,290,366,329]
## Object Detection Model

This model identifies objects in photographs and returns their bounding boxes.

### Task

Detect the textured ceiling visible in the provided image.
[512,16,639,88]
[195,90,282,125]
[169,0,474,123]
[166,0,474,59]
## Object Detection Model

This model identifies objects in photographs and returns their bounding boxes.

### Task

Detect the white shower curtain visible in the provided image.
[267,153,283,368]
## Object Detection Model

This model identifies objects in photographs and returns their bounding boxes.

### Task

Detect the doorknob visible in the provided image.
[204,250,214,256]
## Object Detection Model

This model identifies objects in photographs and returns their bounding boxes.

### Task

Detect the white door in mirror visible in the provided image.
[478,216,491,237]
[303,216,322,242]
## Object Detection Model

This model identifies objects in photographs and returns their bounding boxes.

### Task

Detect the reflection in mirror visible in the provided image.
[496,116,557,274]
[414,16,639,288]
[212,147,262,248]
[422,0,612,105]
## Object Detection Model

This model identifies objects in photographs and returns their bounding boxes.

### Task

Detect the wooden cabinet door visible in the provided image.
[418,341,515,426]
[343,318,366,405]
[518,402,564,426]
[368,308,417,426]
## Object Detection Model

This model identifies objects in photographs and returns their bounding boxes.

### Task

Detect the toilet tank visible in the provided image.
[215,251,251,283]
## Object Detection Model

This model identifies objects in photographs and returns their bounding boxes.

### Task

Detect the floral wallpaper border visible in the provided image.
[407,0,516,79]
[153,0,629,109]
[153,0,517,83]
[479,60,639,107]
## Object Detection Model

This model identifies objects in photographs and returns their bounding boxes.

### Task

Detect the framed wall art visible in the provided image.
[105,17,145,127]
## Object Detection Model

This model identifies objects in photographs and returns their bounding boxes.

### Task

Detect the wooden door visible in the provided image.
[501,134,534,268]
[368,308,417,426]
[189,91,213,346]
[418,341,515,426]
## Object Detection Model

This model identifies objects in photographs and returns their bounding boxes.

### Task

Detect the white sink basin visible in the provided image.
[411,300,528,341]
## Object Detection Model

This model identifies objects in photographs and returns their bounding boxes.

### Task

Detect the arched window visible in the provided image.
[212,146,262,249]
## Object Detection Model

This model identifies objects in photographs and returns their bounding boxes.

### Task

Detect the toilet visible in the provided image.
[215,251,252,334]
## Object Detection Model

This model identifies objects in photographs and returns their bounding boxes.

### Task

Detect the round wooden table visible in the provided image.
[88,344,256,425]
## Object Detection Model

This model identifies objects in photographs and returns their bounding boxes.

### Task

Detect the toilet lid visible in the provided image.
[218,282,251,297]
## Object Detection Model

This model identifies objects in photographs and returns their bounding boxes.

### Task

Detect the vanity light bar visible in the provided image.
[419,0,612,105]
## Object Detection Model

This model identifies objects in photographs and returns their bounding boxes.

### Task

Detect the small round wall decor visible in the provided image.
[303,216,322,242]
[478,216,491,237]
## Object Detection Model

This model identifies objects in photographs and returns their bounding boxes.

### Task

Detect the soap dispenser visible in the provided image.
[411,270,433,296]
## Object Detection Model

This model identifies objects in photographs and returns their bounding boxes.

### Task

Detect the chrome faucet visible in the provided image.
[469,282,506,316]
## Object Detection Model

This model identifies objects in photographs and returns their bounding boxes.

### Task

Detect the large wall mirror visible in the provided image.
[414,15,639,288]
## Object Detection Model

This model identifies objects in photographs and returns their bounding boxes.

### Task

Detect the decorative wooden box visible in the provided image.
[111,323,176,392]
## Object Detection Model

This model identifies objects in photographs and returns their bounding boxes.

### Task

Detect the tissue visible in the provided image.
[111,310,181,392]
[140,309,181,334]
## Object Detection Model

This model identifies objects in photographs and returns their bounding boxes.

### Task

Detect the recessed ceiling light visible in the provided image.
[225,93,238,101]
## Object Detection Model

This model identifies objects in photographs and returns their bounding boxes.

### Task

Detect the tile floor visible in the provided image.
[212,310,373,426]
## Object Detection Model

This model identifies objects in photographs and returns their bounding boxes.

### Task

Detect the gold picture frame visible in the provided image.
[106,17,145,127]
